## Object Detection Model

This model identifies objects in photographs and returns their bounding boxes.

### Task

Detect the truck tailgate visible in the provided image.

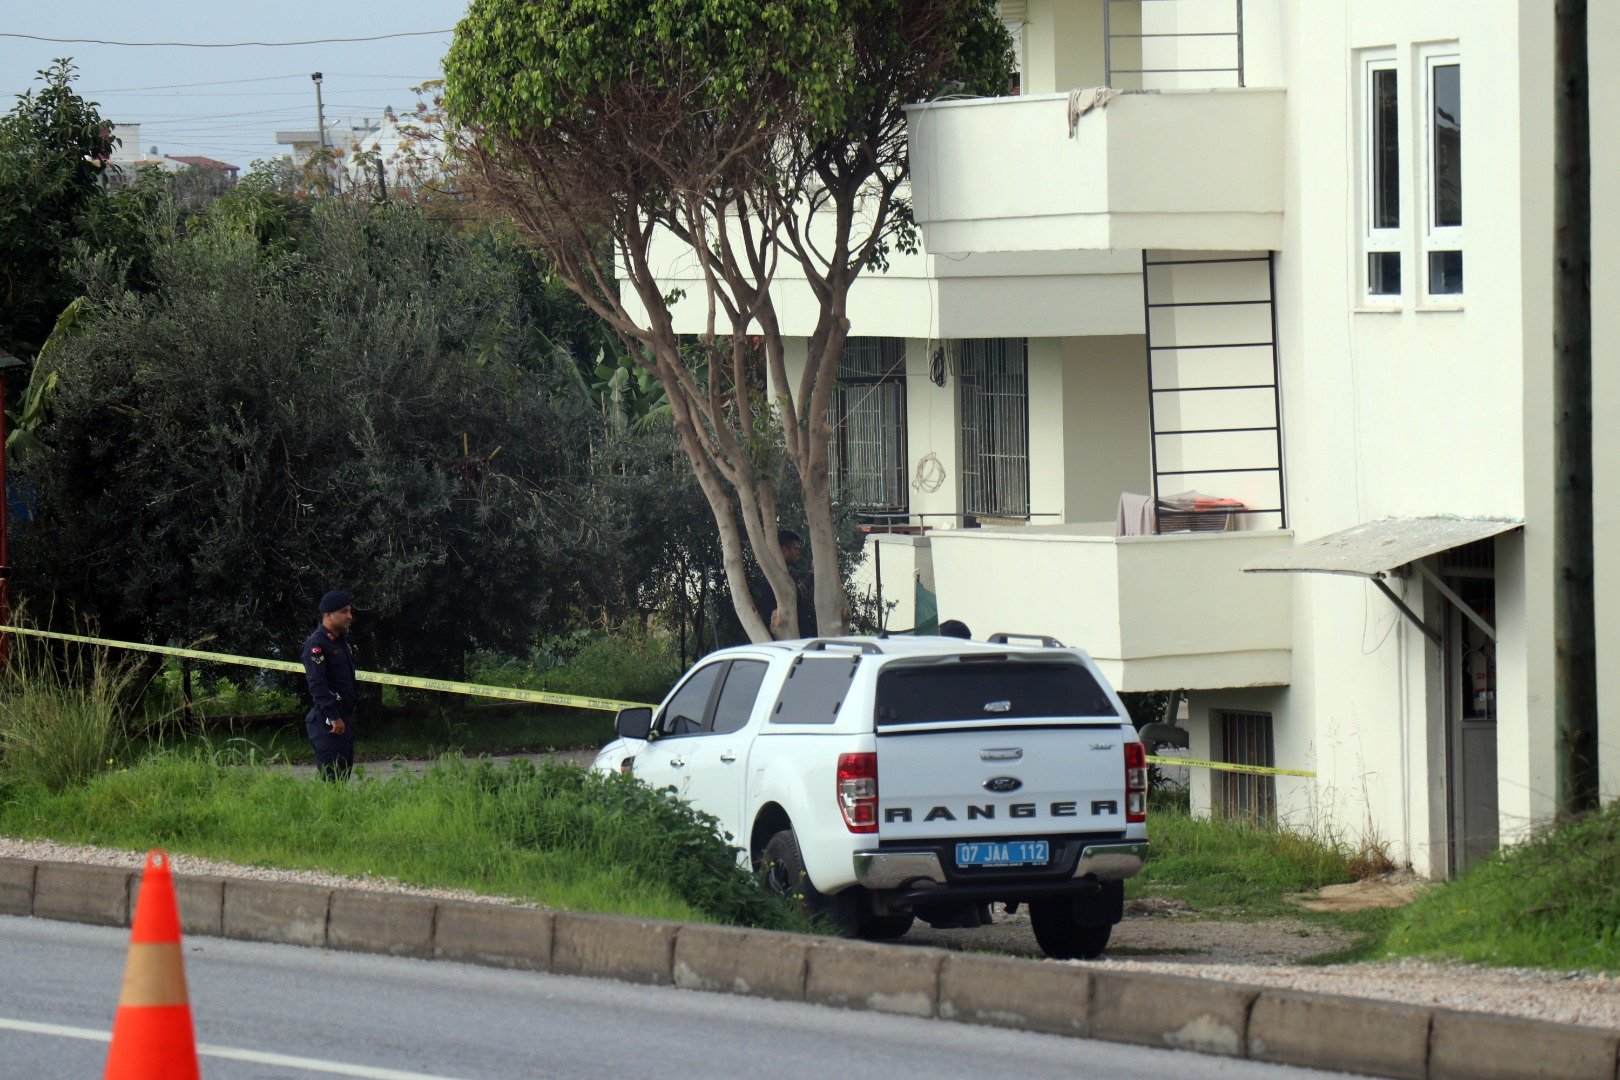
[876,724,1129,840]
[871,656,1131,843]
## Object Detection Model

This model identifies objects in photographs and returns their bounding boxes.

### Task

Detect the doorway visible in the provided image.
[1441,541,1498,874]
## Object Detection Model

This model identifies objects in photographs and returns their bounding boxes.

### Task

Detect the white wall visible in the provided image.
[1259,0,1565,874]
[1063,335,1152,523]
[1593,0,1620,803]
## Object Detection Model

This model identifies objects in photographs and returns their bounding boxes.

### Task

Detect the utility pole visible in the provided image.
[312,72,337,195]
[1553,0,1597,817]
[0,347,19,665]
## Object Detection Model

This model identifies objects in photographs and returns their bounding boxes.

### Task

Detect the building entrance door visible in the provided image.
[1443,557,1498,875]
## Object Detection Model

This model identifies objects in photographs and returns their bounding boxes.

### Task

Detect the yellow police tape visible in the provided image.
[0,625,645,714]
[0,624,1318,776]
[1144,754,1315,779]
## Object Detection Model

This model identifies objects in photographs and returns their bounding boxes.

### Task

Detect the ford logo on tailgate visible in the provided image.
[983,776,1023,793]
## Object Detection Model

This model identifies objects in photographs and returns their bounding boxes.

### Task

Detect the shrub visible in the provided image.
[470,631,681,705]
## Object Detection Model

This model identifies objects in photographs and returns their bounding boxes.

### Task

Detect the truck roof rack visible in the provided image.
[800,638,885,655]
[986,632,1066,648]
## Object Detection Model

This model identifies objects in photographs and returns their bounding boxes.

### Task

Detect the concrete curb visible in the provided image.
[4,856,1614,1080]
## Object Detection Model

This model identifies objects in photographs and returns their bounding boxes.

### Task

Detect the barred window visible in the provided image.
[958,338,1029,520]
[1215,709,1276,827]
[832,338,908,518]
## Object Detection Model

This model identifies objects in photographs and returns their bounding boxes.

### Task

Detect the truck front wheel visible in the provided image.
[760,828,861,937]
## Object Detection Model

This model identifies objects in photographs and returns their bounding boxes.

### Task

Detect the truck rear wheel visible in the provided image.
[1029,893,1116,960]
[760,828,860,937]
[859,913,916,940]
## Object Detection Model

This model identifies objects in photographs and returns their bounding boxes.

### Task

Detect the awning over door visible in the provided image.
[1241,516,1522,646]
[1241,517,1522,578]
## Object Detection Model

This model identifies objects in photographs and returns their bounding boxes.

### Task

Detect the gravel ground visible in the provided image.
[7,835,1619,1029]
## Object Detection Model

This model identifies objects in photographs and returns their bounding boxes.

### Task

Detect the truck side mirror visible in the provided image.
[615,706,654,741]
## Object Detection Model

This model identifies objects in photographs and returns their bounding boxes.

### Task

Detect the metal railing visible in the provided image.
[1141,251,1286,533]
[1105,0,1245,89]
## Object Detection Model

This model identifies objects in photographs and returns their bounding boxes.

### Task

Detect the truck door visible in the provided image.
[681,658,771,850]
[631,660,724,802]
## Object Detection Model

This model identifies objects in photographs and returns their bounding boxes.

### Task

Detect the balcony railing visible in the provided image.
[1105,0,1246,90]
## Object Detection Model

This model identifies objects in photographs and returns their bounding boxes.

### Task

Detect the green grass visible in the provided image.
[1129,790,1362,918]
[186,706,614,764]
[1380,801,1620,972]
[0,633,148,792]
[0,752,813,931]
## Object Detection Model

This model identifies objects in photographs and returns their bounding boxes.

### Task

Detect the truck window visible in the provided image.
[874,661,1117,725]
[657,662,723,737]
[770,656,859,724]
[710,660,769,734]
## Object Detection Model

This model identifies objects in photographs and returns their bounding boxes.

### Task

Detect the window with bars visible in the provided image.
[1215,710,1276,827]
[831,338,908,518]
[957,338,1030,520]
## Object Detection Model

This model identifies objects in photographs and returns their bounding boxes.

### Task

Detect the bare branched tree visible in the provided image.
[447,0,1012,640]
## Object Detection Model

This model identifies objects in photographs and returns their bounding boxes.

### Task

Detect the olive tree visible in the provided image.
[444,0,1011,641]
[16,197,608,681]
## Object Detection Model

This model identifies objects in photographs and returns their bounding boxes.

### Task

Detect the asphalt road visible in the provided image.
[0,915,1349,1079]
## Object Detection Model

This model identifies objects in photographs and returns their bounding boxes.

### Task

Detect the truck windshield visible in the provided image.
[875,661,1117,725]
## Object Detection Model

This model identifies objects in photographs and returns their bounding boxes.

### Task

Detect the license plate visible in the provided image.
[955,840,1049,868]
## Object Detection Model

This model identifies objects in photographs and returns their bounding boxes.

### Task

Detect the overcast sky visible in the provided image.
[2,2,468,167]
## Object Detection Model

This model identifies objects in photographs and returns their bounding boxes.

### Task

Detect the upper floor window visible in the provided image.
[957,338,1029,521]
[832,338,908,521]
[999,1,1026,95]
[1423,52,1463,299]
[1362,55,1401,300]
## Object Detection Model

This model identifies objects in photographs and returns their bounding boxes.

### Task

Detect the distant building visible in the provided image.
[103,123,239,188]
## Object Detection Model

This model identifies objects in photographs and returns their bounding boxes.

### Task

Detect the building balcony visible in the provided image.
[905,87,1284,256]
[925,523,1293,692]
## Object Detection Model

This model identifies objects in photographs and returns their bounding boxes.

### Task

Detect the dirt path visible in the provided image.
[904,902,1352,964]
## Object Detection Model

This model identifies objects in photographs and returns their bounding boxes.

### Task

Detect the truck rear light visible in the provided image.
[1125,742,1148,823]
[836,752,879,834]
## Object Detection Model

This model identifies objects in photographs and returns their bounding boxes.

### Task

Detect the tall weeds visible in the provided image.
[0,631,142,792]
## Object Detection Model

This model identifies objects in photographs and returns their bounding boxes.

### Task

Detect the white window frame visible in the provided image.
[999,1,1027,95]
[1359,50,1403,306]
[1420,46,1463,304]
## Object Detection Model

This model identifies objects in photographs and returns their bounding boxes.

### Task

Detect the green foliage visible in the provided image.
[470,631,681,706]
[0,753,814,929]
[15,199,611,681]
[0,59,112,359]
[445,0,847,136]
[1382,803,1620,971]
[1129,790,1359,918]
[0,632,145,793]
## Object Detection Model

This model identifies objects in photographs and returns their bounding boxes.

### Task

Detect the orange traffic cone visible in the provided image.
[104,850,200,1080]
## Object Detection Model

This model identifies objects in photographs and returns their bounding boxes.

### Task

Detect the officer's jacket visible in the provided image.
[302,626,358,723]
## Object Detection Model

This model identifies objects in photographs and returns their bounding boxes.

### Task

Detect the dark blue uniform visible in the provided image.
[302,624,358,779]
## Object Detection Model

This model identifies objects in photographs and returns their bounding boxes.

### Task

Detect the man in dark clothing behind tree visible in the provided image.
[302,589,358,780]
[753,529,816,639]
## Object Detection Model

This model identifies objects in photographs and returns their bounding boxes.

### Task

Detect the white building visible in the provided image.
[631,0,1619,878]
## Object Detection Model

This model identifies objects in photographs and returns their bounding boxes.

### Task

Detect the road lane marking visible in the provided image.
[0,1017,470,1079]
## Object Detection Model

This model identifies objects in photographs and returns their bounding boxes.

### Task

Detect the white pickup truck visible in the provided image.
[593,635,1148,959]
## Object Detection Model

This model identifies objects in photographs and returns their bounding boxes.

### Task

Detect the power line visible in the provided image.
[0,29,451,48]
[85,73,438,93]
[95,86,420,99]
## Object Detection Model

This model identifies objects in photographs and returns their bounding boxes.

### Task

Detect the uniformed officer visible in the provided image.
[302,589,358,780]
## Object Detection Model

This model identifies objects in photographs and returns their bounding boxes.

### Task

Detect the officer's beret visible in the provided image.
[318,589,353,613]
